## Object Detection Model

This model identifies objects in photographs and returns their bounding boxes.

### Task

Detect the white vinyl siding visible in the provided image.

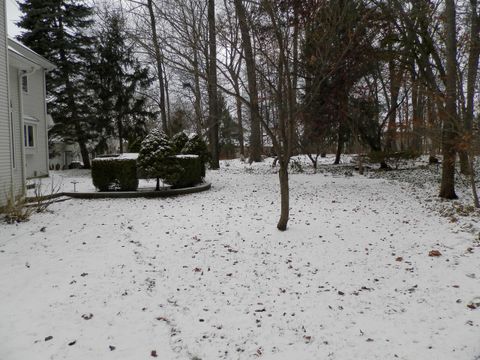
[22,69,49,178]
[0,0,17,207]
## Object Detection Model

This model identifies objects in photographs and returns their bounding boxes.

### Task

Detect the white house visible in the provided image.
[0,0,55,208]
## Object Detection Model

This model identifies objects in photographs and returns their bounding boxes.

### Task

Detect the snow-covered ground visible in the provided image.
[1,158,480,360]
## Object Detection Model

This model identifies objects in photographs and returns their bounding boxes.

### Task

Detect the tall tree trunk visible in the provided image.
[234,84,245,155]
[440,0,458,199]
[78,140,91,170]
[192,49,203,136]
[412,80,425,153]
[118,117,123,153]
[233,0,262,162]
[411,71,420,152]
[334,126,343,165]
[147,0,168,134]
[460,0,480,174]
[207,0,220,169]
[385,58,401,152]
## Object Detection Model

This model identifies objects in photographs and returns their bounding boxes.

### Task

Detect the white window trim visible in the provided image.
[21,75,29,94]
[24,123,36,149]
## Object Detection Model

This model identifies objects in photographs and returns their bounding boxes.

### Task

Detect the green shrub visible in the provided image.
[172,131,189,153]
[171,155,203,188]
[92,158,138,191]
[181,134,209,177]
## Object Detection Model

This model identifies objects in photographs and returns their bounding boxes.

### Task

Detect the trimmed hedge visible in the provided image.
[92,158,138,191]
[181,135,209,177]
[171,155,203,189]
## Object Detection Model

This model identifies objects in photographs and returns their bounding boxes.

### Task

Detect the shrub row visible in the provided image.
[172,155,203,189]
[92,158,138,191]
[92,155,203,191]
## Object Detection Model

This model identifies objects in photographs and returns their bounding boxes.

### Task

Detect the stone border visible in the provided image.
[63,182,211,199]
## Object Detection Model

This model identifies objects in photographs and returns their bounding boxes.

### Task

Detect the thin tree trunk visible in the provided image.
[334,128,343,165]
[207,0,220,169]
[234,86,245,155]
[192,49,203,135]
[385,57,401,152]
[118,117,123,153]
[468,152,480,207]
[277,161,289,231]
[78,140,91,169]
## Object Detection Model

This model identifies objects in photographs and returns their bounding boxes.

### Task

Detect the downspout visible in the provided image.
[18,67,36,193]
[42,69,49,176]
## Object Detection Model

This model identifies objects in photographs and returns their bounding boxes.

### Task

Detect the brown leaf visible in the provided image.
[81,313,93,320]
[429,250,442,257]
[395,257,403,262]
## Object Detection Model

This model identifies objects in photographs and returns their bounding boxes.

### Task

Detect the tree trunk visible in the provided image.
[233,0,262,162]
[207,0,220,169]
[78,140,91,170]
[147,0,168,134]
[385,58,401,152]
[235,90,245,155]
[277,161,289,231]
[440,0,458,199]
[118,117,123,154]
[192,49,203,135]
[460,0,480,175]
[411,77,424,153]
[334,121,345,165]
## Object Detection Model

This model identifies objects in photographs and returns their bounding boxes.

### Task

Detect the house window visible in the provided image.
[24,124,35,148]
[22,75,28,93]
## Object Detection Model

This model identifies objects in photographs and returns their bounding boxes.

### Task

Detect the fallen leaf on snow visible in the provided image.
[81,313,93,320]
[429,250,442,257]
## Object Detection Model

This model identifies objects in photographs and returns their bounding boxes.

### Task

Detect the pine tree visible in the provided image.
[89,11,155,154]
[17,0,95,168]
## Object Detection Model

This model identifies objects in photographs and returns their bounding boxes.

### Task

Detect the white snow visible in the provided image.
[175,155,199,159]
[2,158,480,360]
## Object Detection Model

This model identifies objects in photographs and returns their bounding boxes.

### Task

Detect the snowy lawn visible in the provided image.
[1,159,480,360]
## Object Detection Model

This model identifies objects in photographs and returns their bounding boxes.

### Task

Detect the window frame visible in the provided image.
[24,123,36,149]
[21,75,29,94]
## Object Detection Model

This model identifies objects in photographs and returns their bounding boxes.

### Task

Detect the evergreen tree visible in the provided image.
[17,0,95,168]
[137,129,180,190]
[89,11,155,154]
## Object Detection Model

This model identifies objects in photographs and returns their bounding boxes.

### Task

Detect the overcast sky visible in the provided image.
[6,0,23,37]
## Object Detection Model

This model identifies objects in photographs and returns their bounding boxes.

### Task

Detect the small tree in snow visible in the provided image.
[137,129,180,190]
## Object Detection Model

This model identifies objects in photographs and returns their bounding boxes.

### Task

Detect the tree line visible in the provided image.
[17,0,480,230]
